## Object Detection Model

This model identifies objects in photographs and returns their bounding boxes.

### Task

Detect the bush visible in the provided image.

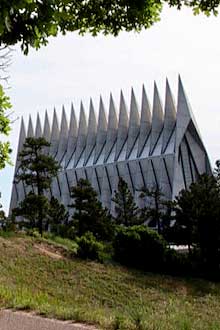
[164,248,192,275]
[76,232,106,262]
[113,225,167,271]
[26,228,41,238]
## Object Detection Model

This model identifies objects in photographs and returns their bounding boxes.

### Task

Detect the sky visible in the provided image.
[0,5,220,213]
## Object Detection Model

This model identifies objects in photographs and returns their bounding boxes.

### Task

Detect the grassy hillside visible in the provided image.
[0,234,219,329]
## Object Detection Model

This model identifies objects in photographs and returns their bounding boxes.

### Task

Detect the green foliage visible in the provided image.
[0,0,218,55]
[13,192,50,230]
[0,84,11,169]
[0,193,5,222]
[113,225,167,271]
[140,185,170,234]
[13,194,69,237]
[112,177,140,226]
[14,137,60,235]
[175,174,220,271]
[0,1,162,54]
[26,228,41,239]
[0,206,16,232]
[70,178,114,241]
[17,137,60,192]
[76,231,106,262]
[164,248,192,276]
[47,197,69,234]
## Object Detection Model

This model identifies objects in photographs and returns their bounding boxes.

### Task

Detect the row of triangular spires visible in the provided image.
[16,77,201,171]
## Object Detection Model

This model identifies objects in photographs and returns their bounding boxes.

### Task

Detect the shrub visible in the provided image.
[164,248,192,275]
[76,232,106,262]
[26,228,41,238]
[113,225,167,271]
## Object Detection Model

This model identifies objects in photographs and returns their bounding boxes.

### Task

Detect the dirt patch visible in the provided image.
[34,244,64,259]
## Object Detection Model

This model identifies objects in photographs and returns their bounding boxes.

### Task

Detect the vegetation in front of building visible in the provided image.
[0,137,218,280]
[0,137,220,328]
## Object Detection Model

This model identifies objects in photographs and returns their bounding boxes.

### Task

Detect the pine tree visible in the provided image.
[112,177,139,226]
[140,185,166,234]
[70,178,113,241]
[13,192,49,230]
[15,137,60,235]
[48,197,69,234]
[175,174,220,270]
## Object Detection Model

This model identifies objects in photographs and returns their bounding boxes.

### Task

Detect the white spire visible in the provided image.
[43,110,51,142]
[65,103,78,167]
[175,75,201,149]
[104,93,118,162]
[94,96,107,164]
[35,112,42,138]
[150,82,164,155]
[115,90,128,160]
[15,117,26,170]
[162,79,176,153]
[84,99,97,165]
[126,88,140,158]
[138,85,152,157]
[74,101,87,166]
[56,106,68,163]
[49,108,60,156]
[27,115,34,138]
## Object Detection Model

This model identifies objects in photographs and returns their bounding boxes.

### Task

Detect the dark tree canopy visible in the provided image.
[112,177,139,226]
[140,185,167,234]
[15,137,60,235]
[175,174,220,270]
[0,0,218,55]
[70,178,113,241]
[0,0,161,54]
[13,192,49,229]
[48,196,69,234]
[17,137,60,192]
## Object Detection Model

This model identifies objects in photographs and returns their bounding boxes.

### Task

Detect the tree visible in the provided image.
[0,1,161,55]
[113,225,167,271]
[15,137,60,235]
[13,192,49,230]
[0,45,14,171]
[47,196,69,234]
[175,174,220,270]
[112,177,139,226]
[0,193,6,222]
[140,185,169,234]
[0,84,11,169]
[0,0,217,56]
[70,178,113,241]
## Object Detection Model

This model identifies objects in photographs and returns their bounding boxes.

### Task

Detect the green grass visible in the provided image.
[0,234,219,329]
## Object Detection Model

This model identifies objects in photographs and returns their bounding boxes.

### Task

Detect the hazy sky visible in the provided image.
[1,5,220,212]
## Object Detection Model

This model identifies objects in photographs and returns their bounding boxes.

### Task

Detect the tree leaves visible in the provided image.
[0,84,11,169]
[0,0,162,54]
[0,0,219,54]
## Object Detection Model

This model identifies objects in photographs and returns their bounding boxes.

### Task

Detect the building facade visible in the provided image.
[9,77,211,214]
